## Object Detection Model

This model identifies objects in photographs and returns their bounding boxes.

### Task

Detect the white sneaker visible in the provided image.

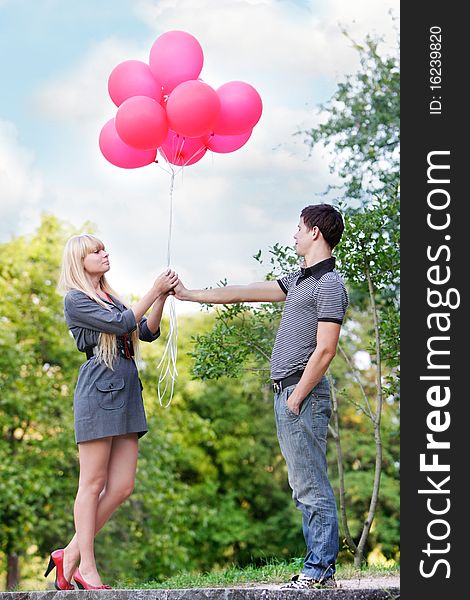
[280,573,337,589]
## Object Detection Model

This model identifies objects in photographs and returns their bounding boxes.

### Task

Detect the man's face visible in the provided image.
[293,218,314,256]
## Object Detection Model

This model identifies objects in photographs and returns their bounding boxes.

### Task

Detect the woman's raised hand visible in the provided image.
[153,269,179,297]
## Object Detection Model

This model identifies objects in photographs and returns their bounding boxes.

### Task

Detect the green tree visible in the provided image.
[310,32,400,566]
[301,31,399,202]
[94,314,305,583]
[188,228,399,567]
[330,192,399,566]
[302,28,400,567]
[1,219,312,589]
[188,28,400,569]
[190,245,299,383]
[0,215,82,589]
[326,307,399,564]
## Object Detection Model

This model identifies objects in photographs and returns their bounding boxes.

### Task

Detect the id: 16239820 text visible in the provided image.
[429,25,442,115]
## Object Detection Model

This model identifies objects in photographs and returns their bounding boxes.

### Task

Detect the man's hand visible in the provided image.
[287,390,304,415]
[174,279,190,301]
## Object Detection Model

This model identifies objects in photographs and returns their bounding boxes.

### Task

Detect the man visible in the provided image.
[174,203,348,589]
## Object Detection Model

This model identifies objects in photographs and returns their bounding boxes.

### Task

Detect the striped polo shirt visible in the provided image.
[270,256,348,380]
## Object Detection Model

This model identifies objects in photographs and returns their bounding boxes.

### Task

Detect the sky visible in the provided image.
[0,0,399,313]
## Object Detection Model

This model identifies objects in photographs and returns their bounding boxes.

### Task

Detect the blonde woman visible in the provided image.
[44,234,178,590]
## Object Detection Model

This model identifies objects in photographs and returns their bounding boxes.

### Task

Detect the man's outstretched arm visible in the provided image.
[174,279,286,304]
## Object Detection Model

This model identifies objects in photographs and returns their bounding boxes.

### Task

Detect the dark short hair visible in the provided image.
[300,204,344,249]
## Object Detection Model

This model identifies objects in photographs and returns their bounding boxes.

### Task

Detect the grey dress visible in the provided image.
[64,289,160,443]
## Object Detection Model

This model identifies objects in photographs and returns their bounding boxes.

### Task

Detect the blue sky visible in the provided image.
[0,0,399,310]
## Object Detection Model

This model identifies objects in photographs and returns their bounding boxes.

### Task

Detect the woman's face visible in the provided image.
[83,246,110,277]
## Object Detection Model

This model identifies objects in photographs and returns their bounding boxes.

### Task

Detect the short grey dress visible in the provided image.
[64,289,160,443]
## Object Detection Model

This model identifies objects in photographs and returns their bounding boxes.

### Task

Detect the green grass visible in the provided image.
[115,559,400,589]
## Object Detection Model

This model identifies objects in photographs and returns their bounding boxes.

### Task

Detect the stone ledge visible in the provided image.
[0,587,400,600]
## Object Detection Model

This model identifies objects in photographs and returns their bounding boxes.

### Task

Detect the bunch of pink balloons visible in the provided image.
[99,30,263,169]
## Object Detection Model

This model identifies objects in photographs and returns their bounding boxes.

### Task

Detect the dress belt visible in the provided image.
[85,346,97,360]
[84,335,134,360]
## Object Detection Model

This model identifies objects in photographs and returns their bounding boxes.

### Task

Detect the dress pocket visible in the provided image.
[95,377,126,410]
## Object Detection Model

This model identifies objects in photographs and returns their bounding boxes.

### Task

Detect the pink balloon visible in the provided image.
[99,119,157,169]
[115,96,168,150]
[149,30,204,93]
[166,80,220,138]
[212,81,263,135]
[206,129,252,153]
[160,130,207,166]
[108,60,162,107]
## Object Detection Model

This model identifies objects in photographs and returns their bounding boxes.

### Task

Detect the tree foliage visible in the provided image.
[0,227,305,588]
[0,216,81,589]
[335,191,400,382]
[93,315,305,583]
[0,28,401,590]
[188,29,400,567]
[190,245,299,382]
[301,32,399,201]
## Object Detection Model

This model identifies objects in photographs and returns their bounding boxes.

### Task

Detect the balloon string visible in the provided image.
[155,136,204,408]
[174,145,206,175]
[157,294,178,408]
[166,168,175,267]
[157,165,178,408]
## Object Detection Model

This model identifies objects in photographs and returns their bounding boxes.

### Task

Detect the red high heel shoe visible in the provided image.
[73,567,112,590]
[44,549,74,591]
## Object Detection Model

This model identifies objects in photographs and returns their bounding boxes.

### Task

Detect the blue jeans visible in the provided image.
[274,380,338,580]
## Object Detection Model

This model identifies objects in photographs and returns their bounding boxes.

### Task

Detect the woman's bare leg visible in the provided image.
[67,437,112,586]
[63,434,139,583]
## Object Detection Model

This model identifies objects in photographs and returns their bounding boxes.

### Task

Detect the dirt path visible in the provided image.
[336,575,400,589]
[246,575,400,590]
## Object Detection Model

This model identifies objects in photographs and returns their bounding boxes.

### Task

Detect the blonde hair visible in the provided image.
[58,234,139,369]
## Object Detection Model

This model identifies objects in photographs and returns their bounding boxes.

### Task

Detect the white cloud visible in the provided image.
[35,0,399,125]
[11,0,397,303]
[134,0,399,86]
[323,0,399,42]
[30,30,338,292]
[0,120,44,241]
[34,38,147,123]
